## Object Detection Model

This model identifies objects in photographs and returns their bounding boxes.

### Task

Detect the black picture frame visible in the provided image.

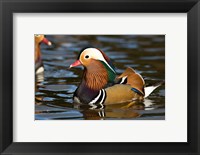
[0,0,200,154]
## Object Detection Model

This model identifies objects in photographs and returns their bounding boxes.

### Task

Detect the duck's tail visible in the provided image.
[144,81,164,98]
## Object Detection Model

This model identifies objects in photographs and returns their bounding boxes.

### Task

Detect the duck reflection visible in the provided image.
[74,101,144,120]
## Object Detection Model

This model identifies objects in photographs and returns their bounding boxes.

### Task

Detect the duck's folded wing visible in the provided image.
[104,84,143,105]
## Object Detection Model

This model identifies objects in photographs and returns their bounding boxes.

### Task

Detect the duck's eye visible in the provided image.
[85,55,89,59]
[35,35,41,37]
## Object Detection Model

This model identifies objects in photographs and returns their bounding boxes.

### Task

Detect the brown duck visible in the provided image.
[70,48,162,106]
[35,34,51,74]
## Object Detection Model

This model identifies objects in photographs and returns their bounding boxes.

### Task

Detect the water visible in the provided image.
[35,35,165,120]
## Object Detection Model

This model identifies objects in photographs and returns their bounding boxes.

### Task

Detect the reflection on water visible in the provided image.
[35,35,165,120]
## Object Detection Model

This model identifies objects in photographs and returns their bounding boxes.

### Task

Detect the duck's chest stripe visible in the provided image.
[89,89,106,104]
[89,90,102,104]
[99,89,106,104]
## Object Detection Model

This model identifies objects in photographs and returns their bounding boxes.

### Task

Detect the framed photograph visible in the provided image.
[35,34,165,121]
[0,0,200,154]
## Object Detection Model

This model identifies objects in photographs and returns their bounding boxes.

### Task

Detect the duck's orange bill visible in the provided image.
[42,38,52,46]
[69,60,82,68]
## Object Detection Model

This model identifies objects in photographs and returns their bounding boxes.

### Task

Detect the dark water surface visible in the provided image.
[35,35,165,120]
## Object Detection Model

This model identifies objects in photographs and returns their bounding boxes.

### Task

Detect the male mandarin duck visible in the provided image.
[70,47,162,106]
[35,34,51,74]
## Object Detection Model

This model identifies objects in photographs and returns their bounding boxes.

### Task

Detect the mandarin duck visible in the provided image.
[35,34,51,74]
[70,48,162,106]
